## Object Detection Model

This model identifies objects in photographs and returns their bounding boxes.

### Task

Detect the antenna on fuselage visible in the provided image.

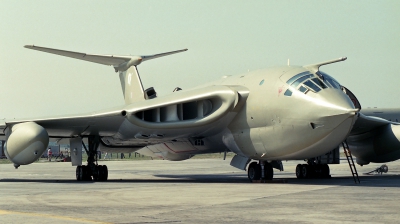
[287,59,290,66]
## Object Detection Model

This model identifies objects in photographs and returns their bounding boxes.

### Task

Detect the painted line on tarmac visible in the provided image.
[0,209,111,224]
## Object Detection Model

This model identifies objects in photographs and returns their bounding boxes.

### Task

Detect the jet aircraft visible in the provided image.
[1,45,400,181]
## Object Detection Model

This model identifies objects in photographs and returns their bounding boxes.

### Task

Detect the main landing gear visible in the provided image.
[247,161,273,182]
[295,163,330,179]
[76,136,108,181]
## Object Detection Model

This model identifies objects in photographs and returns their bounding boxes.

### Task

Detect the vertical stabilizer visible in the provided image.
[119,66,145,104]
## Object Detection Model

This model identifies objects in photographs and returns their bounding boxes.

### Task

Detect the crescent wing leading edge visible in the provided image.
[1,85,249,143]
[349,113,394,135]
[347,112,400,165]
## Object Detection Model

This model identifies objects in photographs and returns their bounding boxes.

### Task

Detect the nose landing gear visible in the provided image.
[295,164,330,179]
[247,161,273,182]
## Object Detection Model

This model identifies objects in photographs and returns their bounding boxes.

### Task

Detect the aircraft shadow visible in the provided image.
[152,173,400,188]
[0,173,399,187]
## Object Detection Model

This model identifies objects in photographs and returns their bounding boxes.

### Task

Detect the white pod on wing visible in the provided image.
[4,122,49,166]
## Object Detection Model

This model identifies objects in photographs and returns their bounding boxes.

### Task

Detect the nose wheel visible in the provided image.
[248,162,261,181]
[247,161,274,182]
[296,164,330,179]
[296,164,303,178]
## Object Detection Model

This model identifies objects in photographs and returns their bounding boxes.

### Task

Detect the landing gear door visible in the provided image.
[70,137,82,166]
[230,154,251,170]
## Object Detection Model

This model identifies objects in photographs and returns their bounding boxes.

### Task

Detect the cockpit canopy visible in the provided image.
[284,71,341,96]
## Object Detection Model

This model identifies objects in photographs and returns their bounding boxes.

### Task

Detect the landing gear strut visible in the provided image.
[247,161,273,182]
[295,163,330,179]
[76,136,108,181]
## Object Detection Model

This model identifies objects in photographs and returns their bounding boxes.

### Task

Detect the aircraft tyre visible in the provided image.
[77,165,108,181]
[98,165,108,181]
[96,165,103,181]
[321,164,330,178]
[75,136,108,182]
[301,164,311,178]
[248,162,261,181]
[296,164,303,179]
[93,165,106,181]
[104,165,108,181]
[93,167,100,181]
[264,163,273,180]
[83,166,92,181]
[76,165,83,181]
[76,165,90,181]
[296,164,330,179]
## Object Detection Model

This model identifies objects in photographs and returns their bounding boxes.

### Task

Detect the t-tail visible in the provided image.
[24,45,187,104]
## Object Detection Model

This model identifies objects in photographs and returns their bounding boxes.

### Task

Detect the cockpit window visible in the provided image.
[303,80,321,92]
[284,71,342,96]
[290,74,314,88]
[325,77,341,89]
[286,72,311,85]
[317,71,341,89]
[284,89,292,96]
[299,85,308,93]
[311,78,327,89]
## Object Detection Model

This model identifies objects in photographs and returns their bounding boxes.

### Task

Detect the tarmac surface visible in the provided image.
[0,158,399,224]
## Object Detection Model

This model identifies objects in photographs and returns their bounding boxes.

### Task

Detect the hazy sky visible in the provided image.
[1,0,399,119]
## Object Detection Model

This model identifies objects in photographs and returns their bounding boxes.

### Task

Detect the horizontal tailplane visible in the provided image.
[24,45,188,104]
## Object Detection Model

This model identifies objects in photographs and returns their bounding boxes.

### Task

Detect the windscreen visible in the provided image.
[283,71,342,96]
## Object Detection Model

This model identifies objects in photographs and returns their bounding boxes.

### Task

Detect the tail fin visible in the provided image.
[24,45,187,104]
[119,66,145,104]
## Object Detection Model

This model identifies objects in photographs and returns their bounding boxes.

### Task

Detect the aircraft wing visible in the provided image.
[0,106,126,139]
[1,85,248,144]
[349,113,394,135]
[347,112,400,165]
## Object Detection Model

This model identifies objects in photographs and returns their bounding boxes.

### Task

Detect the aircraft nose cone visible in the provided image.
[309,89,359,131]
[314,89,358,116]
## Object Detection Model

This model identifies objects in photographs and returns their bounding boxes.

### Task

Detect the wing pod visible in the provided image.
[4,122,49,167]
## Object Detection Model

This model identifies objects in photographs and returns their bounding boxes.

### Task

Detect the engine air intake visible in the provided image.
[135,99,214,122]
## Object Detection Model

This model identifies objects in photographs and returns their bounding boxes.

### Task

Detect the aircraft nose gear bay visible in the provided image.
[1,45,400,183]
